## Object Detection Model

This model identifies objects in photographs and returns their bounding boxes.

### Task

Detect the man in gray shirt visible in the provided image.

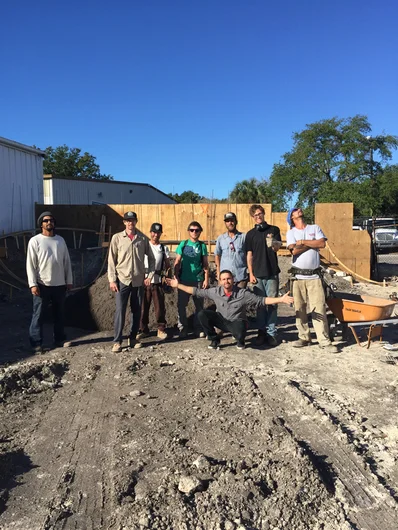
[167,270,293,350]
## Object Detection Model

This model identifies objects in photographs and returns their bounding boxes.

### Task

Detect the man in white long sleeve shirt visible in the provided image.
[26,211,73,353]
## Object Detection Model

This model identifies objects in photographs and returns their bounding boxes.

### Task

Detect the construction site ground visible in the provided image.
[1,255,398,530]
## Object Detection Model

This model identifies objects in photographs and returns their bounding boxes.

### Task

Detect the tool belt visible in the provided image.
[288,267,322,277]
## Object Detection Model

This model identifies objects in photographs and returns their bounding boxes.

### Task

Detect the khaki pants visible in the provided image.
[293,278,331,346]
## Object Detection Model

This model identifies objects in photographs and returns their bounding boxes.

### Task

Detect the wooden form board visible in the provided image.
[315,203,371,279]
[34,202,372,279]
[108,203,273,243]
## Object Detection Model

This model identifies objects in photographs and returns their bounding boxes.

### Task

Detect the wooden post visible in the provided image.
[78,233,83,249]
[23,234,27,255]
[15,235,20,250]
[81,253,84,288]
[73,231,77,249]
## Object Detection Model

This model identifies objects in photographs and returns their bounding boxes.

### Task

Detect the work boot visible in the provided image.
[112,342,122,353]
[319,343,339,353]
[128,337,143,349]
[255,330,267,346]
[267,335,279,348]
[292,339,311,348]
[32,345,44,355]
[236,341,246,350]
[157,330,168,340]
[208,340,220,350]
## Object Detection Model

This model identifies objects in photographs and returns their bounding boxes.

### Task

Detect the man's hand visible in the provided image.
[67,284,73,291]
[249,273,257,284]
[31,286,40,296]
[109,281,119,292]
[281,291,294,305]
[202,280,209,289]
[144,277,151,287]
[272,241,282,252]
[166,278,179,288]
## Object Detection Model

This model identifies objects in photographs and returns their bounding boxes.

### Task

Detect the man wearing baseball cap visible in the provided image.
[137,222,171,341]
[108,211,155,352]
[215,212,247,288]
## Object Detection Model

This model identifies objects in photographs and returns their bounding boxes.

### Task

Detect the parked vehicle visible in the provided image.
[374,228,398,252]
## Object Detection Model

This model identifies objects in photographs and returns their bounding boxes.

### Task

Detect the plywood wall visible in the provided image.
[35,202,372,279]
[315,203,371,279]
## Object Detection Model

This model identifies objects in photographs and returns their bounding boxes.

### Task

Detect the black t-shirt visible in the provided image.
[245,223,281,278]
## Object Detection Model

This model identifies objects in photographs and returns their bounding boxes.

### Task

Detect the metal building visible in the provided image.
[43,175,176,205]
[0,137,45,234]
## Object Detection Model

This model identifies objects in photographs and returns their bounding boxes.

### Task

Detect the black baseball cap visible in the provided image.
[224,212,237,221]
[123,211,137,221]
[150,223,163,233]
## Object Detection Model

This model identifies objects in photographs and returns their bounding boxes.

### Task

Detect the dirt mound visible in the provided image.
[64,256,359,333]
[0,360,68,402]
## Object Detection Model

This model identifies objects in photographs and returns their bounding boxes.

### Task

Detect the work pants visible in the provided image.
[252,276,279,337]
[177,280,204,332]
[293,278,331,346]
[139,283,166,332]
[29,284,66,347]
[198,310,247,344]
[113,281,143,343]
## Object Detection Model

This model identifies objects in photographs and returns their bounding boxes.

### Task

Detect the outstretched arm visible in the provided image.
[166,277,194,295]
[264,291,294,305]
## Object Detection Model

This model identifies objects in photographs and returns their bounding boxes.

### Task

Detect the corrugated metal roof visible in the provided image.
[0,136,45,156]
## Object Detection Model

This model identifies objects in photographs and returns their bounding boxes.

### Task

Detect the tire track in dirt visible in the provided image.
[0,349,124,530]
[247,370,398,530]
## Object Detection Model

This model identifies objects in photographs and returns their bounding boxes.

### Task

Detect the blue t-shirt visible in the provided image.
[176,239,208,282]
[214,231,247,282]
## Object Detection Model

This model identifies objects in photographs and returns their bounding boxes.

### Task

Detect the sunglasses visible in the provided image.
[189,228,201,233]
[42,218,54,223]
[229,241,236,251]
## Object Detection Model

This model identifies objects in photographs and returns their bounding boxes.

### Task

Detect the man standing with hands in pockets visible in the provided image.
[108,211,155,352]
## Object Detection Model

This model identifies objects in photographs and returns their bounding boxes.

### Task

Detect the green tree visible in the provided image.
[229,178,279,206]
[167,190,204,203]
[270,115,398,209]
[42,145,114,180]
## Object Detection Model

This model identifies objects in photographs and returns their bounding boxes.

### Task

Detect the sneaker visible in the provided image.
[255,331,267,346]
[319,343,339,353]
[137,331,150,340]
[236,342,246,350]
[208,340,220,350]
[292,339,311,348]
[179,329,188,339]
[267,335,279,348]
[157,330,168,340]
[112,342,122,353]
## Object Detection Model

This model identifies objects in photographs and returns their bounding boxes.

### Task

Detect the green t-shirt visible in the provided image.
[176,240,208,282]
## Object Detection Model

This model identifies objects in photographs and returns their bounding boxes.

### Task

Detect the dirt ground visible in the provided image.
[1,256,398,529]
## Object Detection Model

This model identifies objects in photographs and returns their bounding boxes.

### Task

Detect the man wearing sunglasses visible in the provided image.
[26,211,73,353]
[173,221,209,338]
[215,212,247,288]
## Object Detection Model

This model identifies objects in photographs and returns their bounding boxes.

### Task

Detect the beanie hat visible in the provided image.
[37,211,55,227]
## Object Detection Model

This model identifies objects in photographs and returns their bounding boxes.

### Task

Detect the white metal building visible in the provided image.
[44,175,176,205]
[0,137,45,234]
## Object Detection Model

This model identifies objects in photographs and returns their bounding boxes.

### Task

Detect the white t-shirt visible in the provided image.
[145,242,170,284]
[26,234,73,287]
[286,224,326,280]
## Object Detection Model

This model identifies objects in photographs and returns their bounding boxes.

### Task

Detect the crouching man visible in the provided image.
[167,270,293,350]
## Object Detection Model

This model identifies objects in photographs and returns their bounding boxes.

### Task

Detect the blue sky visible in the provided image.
[1,0,398,199]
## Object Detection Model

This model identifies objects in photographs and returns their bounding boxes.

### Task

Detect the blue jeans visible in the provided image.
[29,284,66,347]
[177,280,204,332]
[252,276,279,337]
[113,281,143,343]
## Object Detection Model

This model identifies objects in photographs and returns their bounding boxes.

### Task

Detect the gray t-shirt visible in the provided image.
[193,286,265,321]
[286,224,326,280]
